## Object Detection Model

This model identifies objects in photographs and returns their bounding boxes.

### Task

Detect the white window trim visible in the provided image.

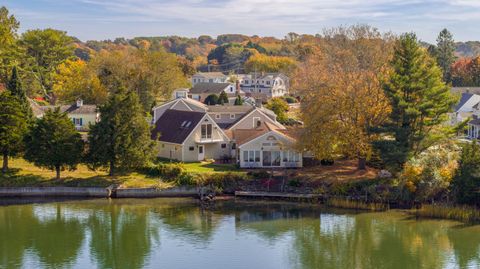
[230,113,235,119]
[253,117,261,128]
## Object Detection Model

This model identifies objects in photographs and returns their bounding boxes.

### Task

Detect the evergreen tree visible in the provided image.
[24,108,83,179]
[234,95,243,105]
[87,88,155,176]
[376,33,457,171]
[0,92,27,173]
[218,91,229,105]
[452,142,480,206]
[436,28,456,81]
[6,66,33,119]
[204,94,219,105]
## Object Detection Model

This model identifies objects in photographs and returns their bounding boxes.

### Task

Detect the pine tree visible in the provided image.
[234,95,243,105]
[218,91,229,105]
[87,88,155,176]
[204,94,219,105]
[376,33,457,171]
[0,92,27,173]
[436,29,456,82]
[6,66,33,119]
[24,108,83,179]
[452,142,480,206]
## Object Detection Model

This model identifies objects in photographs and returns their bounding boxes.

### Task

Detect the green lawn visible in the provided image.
[181,161,242,174]
[0,158,173,188]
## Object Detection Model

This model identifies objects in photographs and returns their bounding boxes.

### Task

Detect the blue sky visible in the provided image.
[4,0,480,43]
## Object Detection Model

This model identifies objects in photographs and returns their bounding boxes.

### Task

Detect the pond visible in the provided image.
[1,198,480,269]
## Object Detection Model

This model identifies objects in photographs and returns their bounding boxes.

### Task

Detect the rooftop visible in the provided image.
[189,82,233,94]
[151,109,205,144]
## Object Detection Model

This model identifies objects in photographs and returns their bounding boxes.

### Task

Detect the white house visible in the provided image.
[191,72,227,85]
[451,92,480,125]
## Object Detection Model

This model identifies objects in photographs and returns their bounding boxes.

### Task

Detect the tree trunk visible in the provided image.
[109,161,115,176]
[2,153,8,173]
[55,165,61,180]
[358,157,367,170]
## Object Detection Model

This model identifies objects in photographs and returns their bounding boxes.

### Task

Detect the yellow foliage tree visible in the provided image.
[294,25,394,169]
[53,59,107,104]
[244,53,297,73]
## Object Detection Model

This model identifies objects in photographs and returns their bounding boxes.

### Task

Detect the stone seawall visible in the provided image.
[0,187,198,198]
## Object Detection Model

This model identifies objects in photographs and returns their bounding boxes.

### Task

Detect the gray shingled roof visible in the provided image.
[40,104,97,115]
[189,83,232,94]
[151,109,205,144]
[455,93,474,111]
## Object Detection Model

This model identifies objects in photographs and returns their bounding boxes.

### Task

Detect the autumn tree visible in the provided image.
[266,97,289,123]
[375,33,458,171]
[294,25,394,169]
[52,59,107,104]
[0,6,20,84]
[86,87,155,176]
[20,28,75,101]
[436,29,456,81]
[0,92,27,173]
[244,53,297,73]
[24,108,83,179]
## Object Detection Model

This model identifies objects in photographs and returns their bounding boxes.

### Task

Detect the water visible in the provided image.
[1,198,480,269]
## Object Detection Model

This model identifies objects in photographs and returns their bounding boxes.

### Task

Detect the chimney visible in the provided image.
[76,99,83,107]
[235,80,240,95]
[255,98,262,108]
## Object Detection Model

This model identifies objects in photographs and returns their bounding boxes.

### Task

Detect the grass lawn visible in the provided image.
[0,158,173,189]
[181,161,242,174]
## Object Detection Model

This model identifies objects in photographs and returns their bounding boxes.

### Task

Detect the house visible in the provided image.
[152,97,207,124]
[233,122,302,168]
[185,82,242,103]
[451,92,480,125]
[31,99,98,131]
[191,72,228,85]
[151,109,231,162]
[190,72,290,102]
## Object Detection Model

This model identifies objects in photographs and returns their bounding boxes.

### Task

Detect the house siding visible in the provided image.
[157,142,183,161]
[68,113,98,131]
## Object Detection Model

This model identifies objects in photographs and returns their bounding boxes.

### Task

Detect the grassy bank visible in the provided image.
[413,204,480,223]
[326,197,389,211]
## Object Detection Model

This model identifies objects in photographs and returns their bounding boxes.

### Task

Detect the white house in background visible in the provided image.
[235,73,289,101]
[191,72,228,85]
[172,82,244,104]
[31,99,98,131]
[451,92,480,125]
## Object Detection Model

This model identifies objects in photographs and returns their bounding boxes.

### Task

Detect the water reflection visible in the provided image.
[0,198,479,269]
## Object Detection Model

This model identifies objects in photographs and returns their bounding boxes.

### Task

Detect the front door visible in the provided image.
[198,145,205,161]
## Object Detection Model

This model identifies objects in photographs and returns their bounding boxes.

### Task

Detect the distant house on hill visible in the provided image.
[172,82,243,104]
[31,99,98,131]
[191,72,228,85]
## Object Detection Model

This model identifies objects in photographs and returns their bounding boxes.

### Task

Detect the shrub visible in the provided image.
[284,96,297,104]
[288,179,302,187]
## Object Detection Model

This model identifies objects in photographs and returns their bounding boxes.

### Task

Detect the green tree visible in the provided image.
[0,6,20,83]
[87,88,155,176]
[452,142,480,206]
[376,33,457,171]
[234,95,243,105]
[218,91,229,105]
[6,66,33,119]
[204,94,219,105]
[265,97,289,123]
[436,29,456,82]
[0,92,27,173]
[20,28,74,100]
[24,108,83,179]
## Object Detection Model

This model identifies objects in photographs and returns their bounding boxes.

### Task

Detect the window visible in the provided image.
[199,146,203,154]
[249,151,255,162]
[253,117,261,128]
[244,150,260,163]
[232,143,236,149]
[209,79,213,82]
[215,114,221,119]
[72,118,83,126]
[243,151,248,162]
[254,151,260,162]
[189,146,194,151]
[266,81,270,85]
[263,151,281,166]
[193,78,197,83]
[230,114,235,119]
[221,144,226,148]
[201,124,212,139]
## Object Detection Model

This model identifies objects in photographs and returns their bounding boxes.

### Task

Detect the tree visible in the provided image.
[24,108,83,179]
[6,66,33,119]
[234,95,243,106]
[0,6,20,83]
[20,28,74,101]
[52,59,107,104]
[452,142,480,206]
[436,29,456,82]
[204,94,219,105]
[376,33,458,171]
[218,91,229,105]
[265,97,289,123]
[244,53,297,73]
[294,25,394,169]
[87,88,155,176]
[0,92,27,173]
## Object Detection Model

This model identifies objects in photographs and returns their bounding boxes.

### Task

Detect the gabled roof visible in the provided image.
[189,83,232,94]
[227,107,285,130]
[193,72,226,79]
[455,92,474,111]
[40,104,97,115]
[152,109,206,144]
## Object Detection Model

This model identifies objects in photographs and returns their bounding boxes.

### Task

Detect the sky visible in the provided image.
[4,0,480,43]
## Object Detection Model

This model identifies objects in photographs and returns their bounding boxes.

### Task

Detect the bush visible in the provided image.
[283,96,297,104]
[288,179,302,187]
[141,162,186,179]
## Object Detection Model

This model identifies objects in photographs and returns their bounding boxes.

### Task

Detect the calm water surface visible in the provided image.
[1,198,480,269]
